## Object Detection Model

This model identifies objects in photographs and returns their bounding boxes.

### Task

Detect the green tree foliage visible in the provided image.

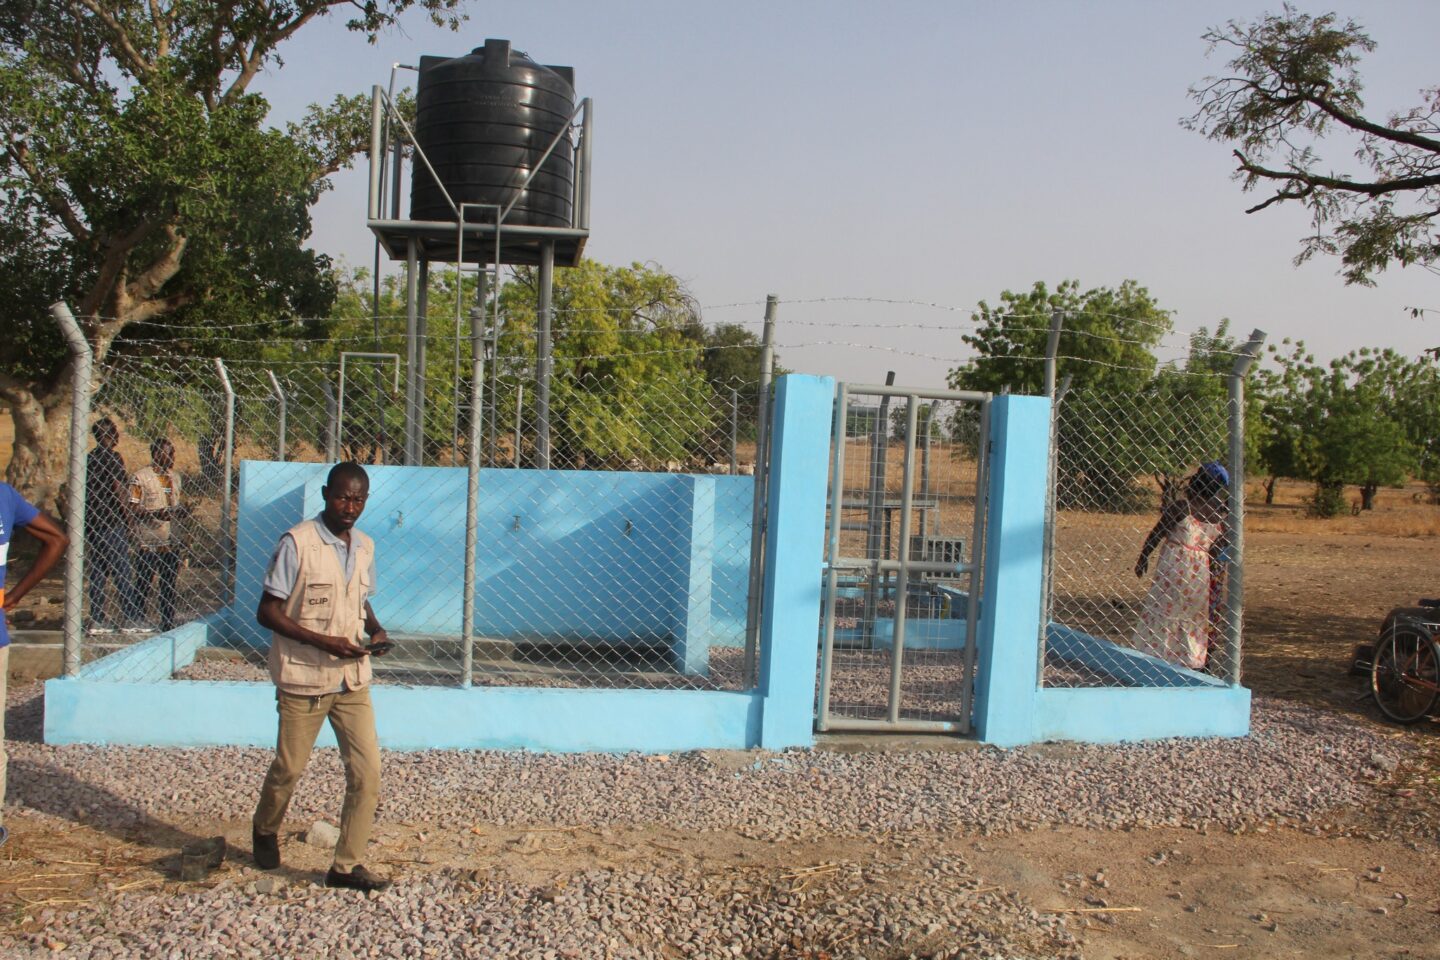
[269,259,772,469]
[1186,7,1440,285]
[1259,341,1432,514]
[947,279,1171,395]
[949,280,1177,511]
[496,260,714,468]
[0,0,464,501]
[691,322,772,440]
[1139,322,1266,503]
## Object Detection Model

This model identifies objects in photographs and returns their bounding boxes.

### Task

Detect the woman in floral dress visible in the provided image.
[1131,464,1228,669]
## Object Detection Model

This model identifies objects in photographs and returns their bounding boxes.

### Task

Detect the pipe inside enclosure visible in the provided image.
[390,135,403,219]
[919,406,932,540]
[862,371,897,645]
[456,202,504,468]
[742,295,777,687]
[577,99,592,231]
[50,302,90,677]
[461,272,488,688]
[404,238,419,465]
[213,358,236,602]
[885,396,921,723]
[416,261,430,464]
[265,370,287,462]
[1225,329,1267,687]
[367,87,384,220]
[535,241,555,469]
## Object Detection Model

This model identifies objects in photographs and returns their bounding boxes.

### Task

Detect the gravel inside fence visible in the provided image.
[0,682,1407,959]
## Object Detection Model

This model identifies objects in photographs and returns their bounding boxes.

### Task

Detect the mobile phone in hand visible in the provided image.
[366,639,394,656]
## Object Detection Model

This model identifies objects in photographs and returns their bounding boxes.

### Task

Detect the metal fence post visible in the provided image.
[535,240,555,469]
[323,380,339,462]
[461,273,487,688]
[1039,312,1064,671]
[1042,309,1063,398]
[1225,329,1267,687]
[266,370,287,462]
[742,295,777,687]
[404,237,420,465]
[50,302,90,677]
[815,381,849,731]
[513,381,524,468]
[729,387,739,476]
[213,358,236,601]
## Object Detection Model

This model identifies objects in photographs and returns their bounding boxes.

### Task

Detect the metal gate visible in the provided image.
[816,383,991,734]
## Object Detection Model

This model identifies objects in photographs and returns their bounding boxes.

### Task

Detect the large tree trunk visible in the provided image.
[2,383,74,510]
[1263,475,1277,505]
[1360,483,1378,511]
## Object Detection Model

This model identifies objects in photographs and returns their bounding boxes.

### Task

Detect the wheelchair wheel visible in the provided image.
[1370,624,1440,724]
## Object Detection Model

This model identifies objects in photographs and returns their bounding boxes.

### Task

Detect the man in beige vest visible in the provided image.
[251,462,393,892]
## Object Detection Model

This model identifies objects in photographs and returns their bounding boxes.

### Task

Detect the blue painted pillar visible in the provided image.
[972,395,1050,746]
[671,475,715,676]
[757,374,835,749]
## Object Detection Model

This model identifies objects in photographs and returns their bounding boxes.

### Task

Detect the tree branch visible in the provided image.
[1306,91,1440,155]
[220,7,323,105]
[1235,150,1440,204]
[125,289,197,325]
[124,224,187,302]
[79,218,163,317]
[7,141,92,243]
[72,0,155,78]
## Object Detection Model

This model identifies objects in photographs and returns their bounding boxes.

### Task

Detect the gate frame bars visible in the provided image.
[817,383,991,734]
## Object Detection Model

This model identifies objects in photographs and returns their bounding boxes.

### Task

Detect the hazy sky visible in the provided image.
[252,1,1440,384]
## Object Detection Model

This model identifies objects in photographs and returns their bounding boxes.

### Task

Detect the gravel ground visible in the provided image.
[0,681,1409,958]
[6,686,1405,842]
[4,853,1077,959]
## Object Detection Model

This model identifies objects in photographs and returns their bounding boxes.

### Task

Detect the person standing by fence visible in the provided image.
[1130,464,1228,670]
[0,482,68,846]
[85,418,139,633]
[250,462,393,892]
[128,438,189,631]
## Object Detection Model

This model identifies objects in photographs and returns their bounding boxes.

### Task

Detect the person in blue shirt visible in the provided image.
[0,482,68,847]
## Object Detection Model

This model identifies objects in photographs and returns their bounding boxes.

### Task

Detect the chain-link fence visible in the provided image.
[1042,388,1240,687]
[71,353,768,692]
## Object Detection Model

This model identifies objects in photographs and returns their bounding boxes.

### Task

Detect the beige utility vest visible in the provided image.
[131,465,181,549]
[268,520,375,695]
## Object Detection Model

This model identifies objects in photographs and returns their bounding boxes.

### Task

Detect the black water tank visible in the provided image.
[410,39,576,228]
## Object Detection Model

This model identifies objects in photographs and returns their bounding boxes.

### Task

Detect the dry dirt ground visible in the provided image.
[0,462,1437,956]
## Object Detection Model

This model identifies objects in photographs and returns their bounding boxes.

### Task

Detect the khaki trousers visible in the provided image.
[252,686,380,871]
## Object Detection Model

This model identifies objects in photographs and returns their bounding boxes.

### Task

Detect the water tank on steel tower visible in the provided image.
[410,39,576,228]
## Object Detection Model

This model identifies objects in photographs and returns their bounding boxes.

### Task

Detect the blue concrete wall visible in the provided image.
[1047,625,1224,689]
[45,679,761,752]
[232,463,753,651]
[757,375,835,749]
[971,396,1049,747]
[968,395,1252,745]
[48,379,1252,751]
[45,375,834,754]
